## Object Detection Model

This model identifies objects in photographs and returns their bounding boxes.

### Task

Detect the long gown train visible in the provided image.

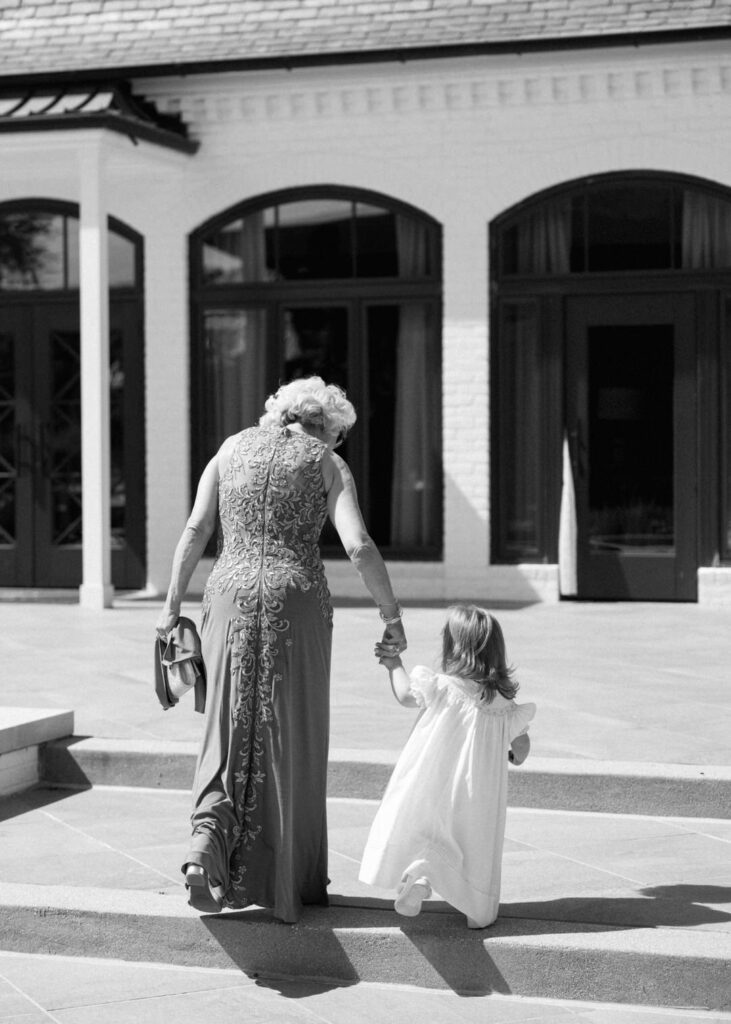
[184,425,333,923]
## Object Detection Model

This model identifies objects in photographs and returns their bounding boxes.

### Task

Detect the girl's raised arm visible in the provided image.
[375,653,419,708]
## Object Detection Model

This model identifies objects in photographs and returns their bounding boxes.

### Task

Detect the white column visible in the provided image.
[78,141,113,609]
[144,211,190,596]
[442,201,490,583]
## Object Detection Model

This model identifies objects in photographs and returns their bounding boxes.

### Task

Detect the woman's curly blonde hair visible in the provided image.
[259,376,357,437]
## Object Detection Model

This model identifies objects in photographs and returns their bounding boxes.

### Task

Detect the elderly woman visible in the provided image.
[155,377,406,922]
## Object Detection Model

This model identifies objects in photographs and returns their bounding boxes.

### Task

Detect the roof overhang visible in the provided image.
[0,82,198,154]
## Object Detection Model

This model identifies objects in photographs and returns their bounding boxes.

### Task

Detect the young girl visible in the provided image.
[359,604,535,929]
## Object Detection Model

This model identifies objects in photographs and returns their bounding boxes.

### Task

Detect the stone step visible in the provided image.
[41,737,731,818]
[3,784,729,1012]
[0,707,74,798]
[1,883,729,1010]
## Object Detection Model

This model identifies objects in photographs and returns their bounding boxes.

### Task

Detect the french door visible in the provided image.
[0,301,145,588]
[196,296,442,556]
[566,294,697,600]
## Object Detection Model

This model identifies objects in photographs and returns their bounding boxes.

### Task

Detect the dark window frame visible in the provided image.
[0,198,146,588]
[190,185,443,561]
[491,171,731,568]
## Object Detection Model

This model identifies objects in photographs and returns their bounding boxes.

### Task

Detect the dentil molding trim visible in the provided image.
[149,61,731,124]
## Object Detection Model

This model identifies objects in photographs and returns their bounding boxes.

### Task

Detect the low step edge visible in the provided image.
[1,888,729,1010]
[39,740,731,818]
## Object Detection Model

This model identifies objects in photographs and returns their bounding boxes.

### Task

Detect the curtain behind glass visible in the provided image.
[390,216,439,548]
[558,430,578,594]
[681,191,731,269]
[499,303,542,559]
[516,200,572,274]
[203,212,269,284]
[203,309,267,454]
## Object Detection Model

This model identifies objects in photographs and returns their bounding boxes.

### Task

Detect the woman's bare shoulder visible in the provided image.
[214,430,249,474]
[218,432,240,454]
[320,448,349,490]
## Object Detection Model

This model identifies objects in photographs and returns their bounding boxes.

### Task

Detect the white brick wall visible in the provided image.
[5,40,731,602]
[137,41,731,602]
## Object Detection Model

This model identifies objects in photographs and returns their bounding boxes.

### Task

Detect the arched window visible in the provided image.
[490,173,731,593]
[0,204,139,291]
[495,178,731,278]
[191,187,443,557]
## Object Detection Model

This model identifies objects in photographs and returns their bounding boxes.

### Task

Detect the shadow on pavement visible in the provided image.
[251,977,357,997]
[400,919,512,996]
[0,784,86,823]
[501,884,731,930]
[201,909,359,993]
[201,902,513,997]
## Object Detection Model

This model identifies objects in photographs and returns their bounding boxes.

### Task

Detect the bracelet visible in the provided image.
[379,601,402,624]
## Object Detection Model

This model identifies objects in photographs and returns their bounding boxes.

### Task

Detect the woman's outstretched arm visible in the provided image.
[323,450,406,649]
[154,438,234,635]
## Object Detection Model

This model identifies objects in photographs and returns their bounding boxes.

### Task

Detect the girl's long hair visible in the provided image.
[441,604,518,701]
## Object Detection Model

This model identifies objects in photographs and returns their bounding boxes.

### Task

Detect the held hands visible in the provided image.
[374,643,403,670]
[375,620,406,668]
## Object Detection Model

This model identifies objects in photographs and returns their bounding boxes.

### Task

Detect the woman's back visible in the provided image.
[208,425,329,597]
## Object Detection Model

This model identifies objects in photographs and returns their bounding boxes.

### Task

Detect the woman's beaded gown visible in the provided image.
[186,425,333,922]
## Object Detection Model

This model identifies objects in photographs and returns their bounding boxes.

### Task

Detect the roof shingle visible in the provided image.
[1,0,731,81]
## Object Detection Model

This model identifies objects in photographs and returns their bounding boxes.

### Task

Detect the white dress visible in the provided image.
[359,666,536,927]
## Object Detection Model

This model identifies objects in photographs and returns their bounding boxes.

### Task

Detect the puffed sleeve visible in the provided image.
[409,665,440,708]
[508,701,536,741]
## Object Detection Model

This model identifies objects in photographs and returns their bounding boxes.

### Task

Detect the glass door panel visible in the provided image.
[723,296,731,559]
[587,325,674,556]
[281,305,350,550]
[365,302,441,553]
[0,303,144,588]
[109,301,146,589]
[110,328,126,549]
[567,294,696,600]
[493,301,543,560]
[33,307,83,585]
[48,326,82,549]
[0,307,33,584]
[198,308,268,558]
[281,306,349,389]
[202,308,268,446]
[0,325,18,548]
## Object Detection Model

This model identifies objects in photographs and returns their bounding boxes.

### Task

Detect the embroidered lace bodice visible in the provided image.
[205,425,330,609]
[194,425,334,911]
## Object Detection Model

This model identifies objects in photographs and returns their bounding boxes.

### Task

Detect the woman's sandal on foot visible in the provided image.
[185,865,224,913]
